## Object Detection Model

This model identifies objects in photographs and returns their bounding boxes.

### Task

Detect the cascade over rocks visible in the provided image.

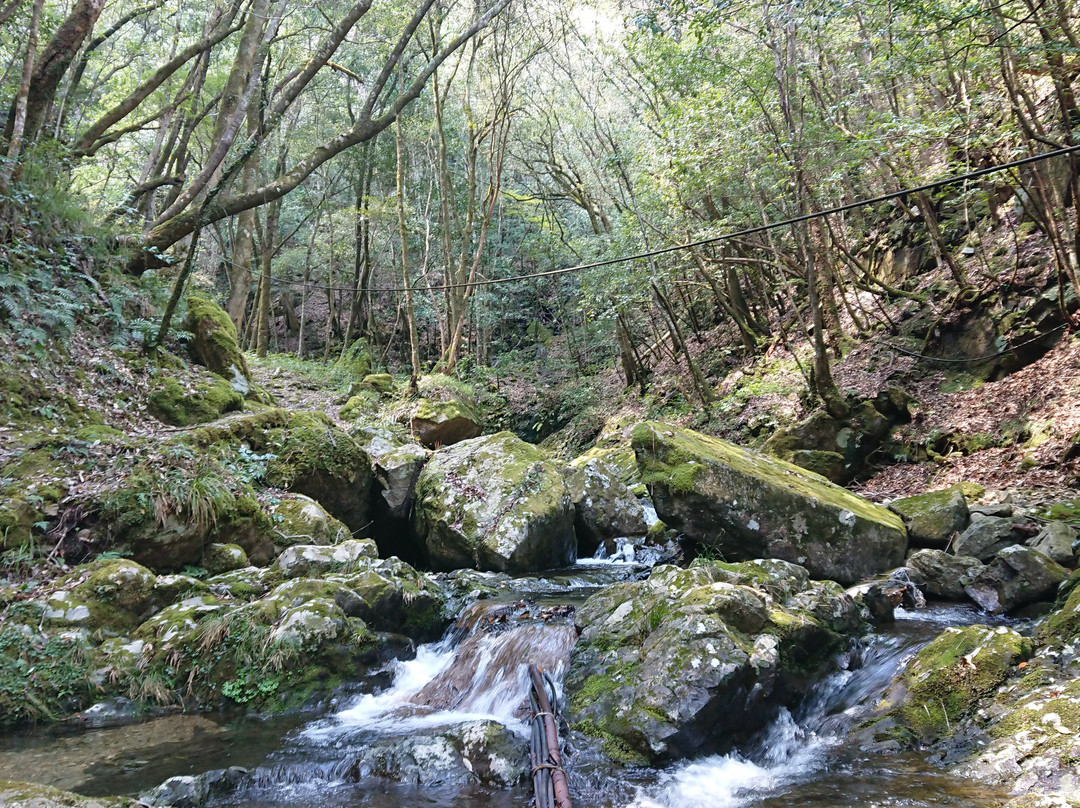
[632,422,907,584]
[413,432,575,573]
[564,558,862,763]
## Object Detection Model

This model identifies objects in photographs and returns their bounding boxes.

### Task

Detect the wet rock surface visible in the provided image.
[564,558,863,763]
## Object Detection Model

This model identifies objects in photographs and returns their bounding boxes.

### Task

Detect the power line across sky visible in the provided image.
[263,142,1080,296]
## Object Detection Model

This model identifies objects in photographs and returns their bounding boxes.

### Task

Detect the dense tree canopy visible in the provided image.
[2,0,1079,403]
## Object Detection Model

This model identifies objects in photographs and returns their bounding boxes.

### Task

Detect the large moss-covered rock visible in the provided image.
[265,412,373,533]
[146,375,243,427]
[201,543,248,575]
[40,558,156,634]
[182,296,251,391]
[888,487,969,549]
[335,558,448,640]
[335,340,373,379]
[567,449,647,555]
[964,546,1069,614]
[132,581,383,711]
[861,625,1032,746]
[413,432,575,573]
[632,422,906,584]
[271,539,378,579]
[564,558,862,763]
[761,398,902,483]
[404,374,483,449]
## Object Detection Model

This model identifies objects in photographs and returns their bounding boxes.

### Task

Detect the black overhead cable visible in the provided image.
[259,143,1080,295]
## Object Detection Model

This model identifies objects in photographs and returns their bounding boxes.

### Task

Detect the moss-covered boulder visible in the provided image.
[268,494,351,549]
[335,339,373,379]
[1028,521,1079,567]
[132,582,384,711]
[362,373,394,394]
[271,539,378,579]
[264,412,373,533]
[888,487,970,549]
[146,375,243,427]
[0,496,38,550]
[413,432,575,573]
[567,449,647,556]
[906,549,984,601]
[564,559,862,763]
[335,558,448,640]
[40,558,156,634]
[201,543,248,575]
[964,546,1069,614]
[0,780,138,807]
[761,398,902,483]
[182,296,251,391]
[862,625,1032,746]
[404,374,483,449]
[632,422,907,584]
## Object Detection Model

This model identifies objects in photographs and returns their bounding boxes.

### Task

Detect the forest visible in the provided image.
[2,0,1080,805]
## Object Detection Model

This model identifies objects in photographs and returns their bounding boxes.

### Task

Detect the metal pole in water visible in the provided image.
[528,663,572,808]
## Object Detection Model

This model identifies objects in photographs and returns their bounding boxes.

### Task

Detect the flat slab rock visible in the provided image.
[632,422,907,584]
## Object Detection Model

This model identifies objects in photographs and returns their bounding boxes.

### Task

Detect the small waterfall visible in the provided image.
[624,604,1014,808]
[220,599,578,803]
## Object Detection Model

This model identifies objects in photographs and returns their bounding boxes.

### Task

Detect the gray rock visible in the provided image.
[953,516,1038,562]
[413,432,575,573]
[964,546,1069,614]
[632,421,907,585]
[970,503,1014,518]
[374,443,430,518]
[887,487,969,548]
[907,549,985,601]
[350,720,528,787]
[1028,521,1079,567]
[272,539,379,579]
[142,767,252,807]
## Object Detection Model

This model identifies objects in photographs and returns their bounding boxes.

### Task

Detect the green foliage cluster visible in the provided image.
[0,621,97,726]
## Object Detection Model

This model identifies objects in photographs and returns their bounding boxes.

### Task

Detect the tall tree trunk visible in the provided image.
[0,0,43,199]
[396,87,421,388]
[3,0,105,144]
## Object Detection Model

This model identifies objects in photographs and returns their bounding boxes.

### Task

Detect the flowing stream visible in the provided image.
[0,563,1014,807]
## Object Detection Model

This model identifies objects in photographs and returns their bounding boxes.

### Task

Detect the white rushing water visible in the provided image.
[628,708,831,808]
